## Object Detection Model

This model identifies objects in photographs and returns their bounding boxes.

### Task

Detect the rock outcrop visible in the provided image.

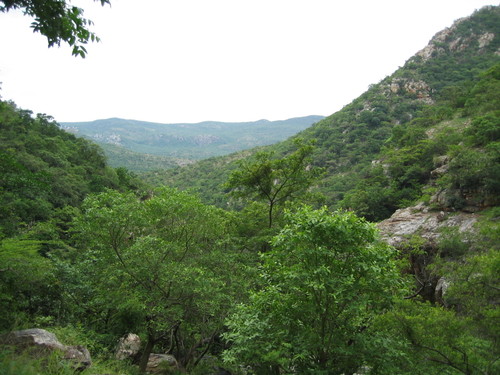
[0,328,92,371]
[413,8,497,63]
[146,353,179,374]
[113,333,182,374]
[115,333,141,361]
[377,202,479,248]
[377,198,480,304]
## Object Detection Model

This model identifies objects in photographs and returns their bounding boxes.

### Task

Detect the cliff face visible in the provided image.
[376,155,491,248]
[379,5,500,108]
[377,203,479,248]
[414,13,499,63]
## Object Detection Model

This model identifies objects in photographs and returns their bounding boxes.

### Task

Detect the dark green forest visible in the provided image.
[0,4,499,375]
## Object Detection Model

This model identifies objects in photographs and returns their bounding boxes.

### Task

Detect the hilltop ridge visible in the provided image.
[61,115,324,171]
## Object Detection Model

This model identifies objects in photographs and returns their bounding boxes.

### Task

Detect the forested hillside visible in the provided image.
[62,116,323,171]
[150,5,500,218]
[0,5,498,375]
[0,102,145,238]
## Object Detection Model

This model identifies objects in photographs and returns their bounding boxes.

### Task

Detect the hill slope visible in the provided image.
[147,5,500,216]
[61,116,324,171]
[0,103,144,237]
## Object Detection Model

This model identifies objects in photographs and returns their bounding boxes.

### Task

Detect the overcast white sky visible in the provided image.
[0,0,497,123]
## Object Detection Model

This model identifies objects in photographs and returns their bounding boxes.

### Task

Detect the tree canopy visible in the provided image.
[70,187,254,372]
[0,0,110,57]
[225,139,323,228]
[223,206,403,374]
[0,6,499,375]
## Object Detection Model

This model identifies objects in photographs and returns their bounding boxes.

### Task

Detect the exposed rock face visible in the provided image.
[377,202,478,248]
[413,6,498,63]
[415,17,467,61]
[146,353,179,374]
[377,203,479,304]
[1,328,92,371]
[383,78,434,105]
[478,32,495,48]
[115,333,141,361]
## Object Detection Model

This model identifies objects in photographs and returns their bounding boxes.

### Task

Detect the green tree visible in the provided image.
[0,0,110,57]
[70,187,252,372]
[0,238,58,329]
[444,144,500,208]
[371,211,500,375]
[223,206,403,374]
[374,300,499,375]
[0,99,141,236]
[225,139,323,229]
[0,149,52,237]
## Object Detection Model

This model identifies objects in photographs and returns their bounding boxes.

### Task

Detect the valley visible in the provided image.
[0,4,499,375]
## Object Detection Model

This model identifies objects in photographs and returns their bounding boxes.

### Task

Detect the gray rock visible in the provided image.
[1,328,92,371]
[377,202,478,247]
[146,353,179,374]
[115,333,141,360]
[3,328,64,350]
[435,277,450,306]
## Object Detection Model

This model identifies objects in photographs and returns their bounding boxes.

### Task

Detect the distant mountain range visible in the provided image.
[60,116,324,171]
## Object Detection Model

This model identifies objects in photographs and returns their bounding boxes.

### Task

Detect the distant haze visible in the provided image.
[61,116,324,166]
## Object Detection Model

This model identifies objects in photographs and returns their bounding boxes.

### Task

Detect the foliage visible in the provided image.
[0,346,140,375]
[0,0,110,57]
[0,99,146,237]
[0,349,76,375]
[146,7,500,221]
[433,210,499,330]
[69,187,254,372]
[0,6,499,375]
[223,206,403,374]
[100,143,189,172]
[0,238,59,330]
[443,143,500,207]
[225,139,323,229]
[463,64,500,116]
[465,112,500,147]
[371,210,500,375]
[339,61,500,217]
[373,300,499,375]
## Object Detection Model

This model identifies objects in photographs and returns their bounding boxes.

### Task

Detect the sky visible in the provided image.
[0,0,497,124]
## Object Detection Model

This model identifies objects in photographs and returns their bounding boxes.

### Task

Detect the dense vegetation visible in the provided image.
[99,143,192,173]
[62,116,323,171]
[0,5,499,375]
[337,63,500,221]
[0,101,145,238]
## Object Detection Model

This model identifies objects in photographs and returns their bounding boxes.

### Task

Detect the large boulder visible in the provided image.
[435,277,450,306]
[377,201,480,303]
[376,202,478,247]
[1,328,92,371]
[146,353,179,374]
[115,333,141,361]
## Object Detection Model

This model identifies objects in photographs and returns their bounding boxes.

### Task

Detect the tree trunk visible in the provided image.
[138,334,156,373]
[268,201,274,228]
